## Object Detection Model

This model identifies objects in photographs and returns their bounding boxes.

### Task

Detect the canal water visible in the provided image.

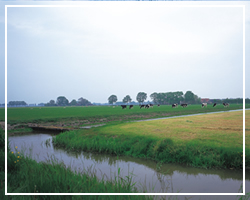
[8,132,249,198]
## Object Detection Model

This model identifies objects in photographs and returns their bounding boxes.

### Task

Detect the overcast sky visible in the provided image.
[1,1,250,104]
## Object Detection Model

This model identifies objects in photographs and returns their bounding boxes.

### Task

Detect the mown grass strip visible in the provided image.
[101,110,248,148]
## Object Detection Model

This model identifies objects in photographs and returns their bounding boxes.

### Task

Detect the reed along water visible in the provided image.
[8,132,249,195]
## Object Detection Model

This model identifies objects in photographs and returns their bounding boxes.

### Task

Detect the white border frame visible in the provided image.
[5,2,246,196]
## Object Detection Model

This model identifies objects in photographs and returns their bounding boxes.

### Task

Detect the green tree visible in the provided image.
[70,99,77,106]
[45,100,56,106]
[78,97,92,106]
[184,91,195,104]
[108,95,118,105]
[150,92,158,103]
[123,95,132,104]
[166,92,174,104]
[136,92,147,104]
[56,96,69,106]
[173,91,184,104]
[194,95,201,104]
[49,100,55,105]
[156,93,168,105]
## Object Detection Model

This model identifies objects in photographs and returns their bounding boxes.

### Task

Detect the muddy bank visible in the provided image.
[5,113,169,132]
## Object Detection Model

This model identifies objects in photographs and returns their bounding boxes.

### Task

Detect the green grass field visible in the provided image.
[100,110,248,148]
[53,110,249,169]
[2,104,249,169]
[1,103,247,124]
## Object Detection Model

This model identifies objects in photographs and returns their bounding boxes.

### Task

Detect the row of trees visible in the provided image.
[108,91,201,105]
[8,101,27,106]
[150,91,201,105]
[46,96,92,106]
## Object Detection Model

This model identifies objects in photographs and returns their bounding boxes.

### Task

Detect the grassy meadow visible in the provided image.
[1,105,250,196]
[1,104,248,169]
[101,110,247,148]
[1,103,247,126]
[53,110,249,169]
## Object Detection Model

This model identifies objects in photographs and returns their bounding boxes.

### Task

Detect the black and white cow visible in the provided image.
[149,104,154,108]
[145,104,150,109]
[201,103,207,108]
[172,103,178,108]
[181,103,188,108]
[129,105,134,109]
[121,105,127,109]
[140,105,145,109]
[157,104,160,107]
[223,102,229,107]
[213,103,217,107]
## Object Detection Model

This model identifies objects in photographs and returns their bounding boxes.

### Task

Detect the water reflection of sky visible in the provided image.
[8,133,248,194]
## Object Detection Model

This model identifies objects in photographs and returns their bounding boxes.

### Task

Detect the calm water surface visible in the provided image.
[8,132,249,199]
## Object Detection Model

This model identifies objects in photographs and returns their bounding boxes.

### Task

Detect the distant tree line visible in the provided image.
[108,91,201,105]
[45,96,92,107]
[5,94,249,107]
[8,101,27,106]
[210,98,248,104]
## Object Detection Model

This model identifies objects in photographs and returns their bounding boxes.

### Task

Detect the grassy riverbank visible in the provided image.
[1,128,154,198]
[53,110,249,169]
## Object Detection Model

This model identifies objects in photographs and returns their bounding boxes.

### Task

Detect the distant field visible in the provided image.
[100,110,249,148]
[0,104,247,123]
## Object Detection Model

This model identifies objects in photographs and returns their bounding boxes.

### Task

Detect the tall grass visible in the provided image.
[53,130,247,169]
[1,128,155,198]
[6,156,144,194]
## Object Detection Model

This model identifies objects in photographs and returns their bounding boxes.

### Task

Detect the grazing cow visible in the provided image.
[201,103,207,108]
[149,104,154,108]
[223,102,229,107]
[157,104,160,107]
[140,105,145,109]
[213,103,217,107]
[172,103,178,108]
[129,105,134,109]
[181,103,188,108]
[121,105,127,109]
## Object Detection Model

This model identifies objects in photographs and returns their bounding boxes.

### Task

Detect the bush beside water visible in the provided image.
[53,130,248,169]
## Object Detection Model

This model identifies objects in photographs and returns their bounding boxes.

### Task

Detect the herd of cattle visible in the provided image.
[120,102,230,109]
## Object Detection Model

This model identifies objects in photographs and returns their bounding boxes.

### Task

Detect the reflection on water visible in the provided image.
[8,132,248,195]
